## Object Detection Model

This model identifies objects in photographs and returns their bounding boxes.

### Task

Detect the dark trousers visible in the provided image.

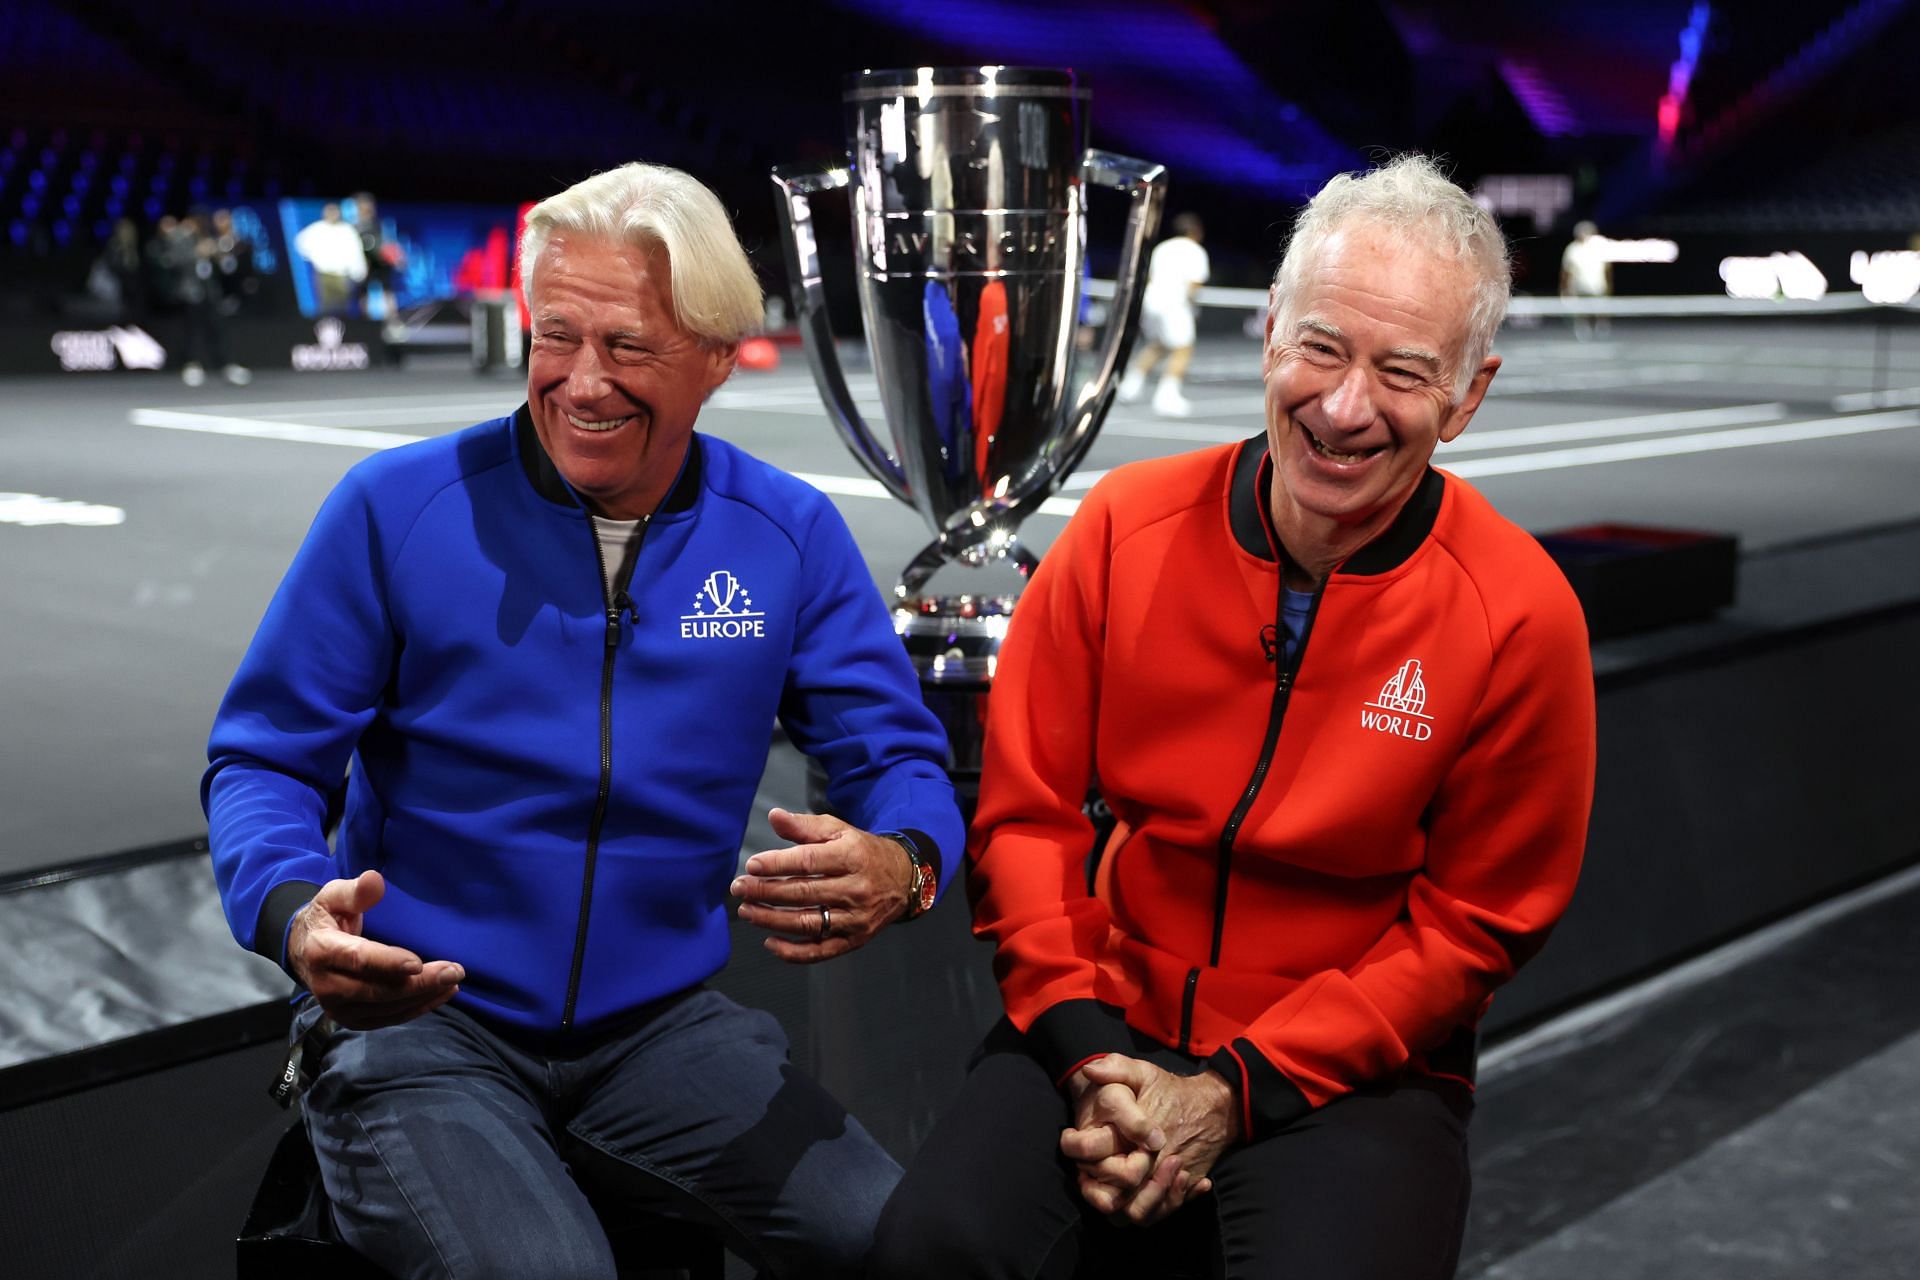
[182,296,230,368]
[871,1020,1474,1280]
[297,988,899,1280]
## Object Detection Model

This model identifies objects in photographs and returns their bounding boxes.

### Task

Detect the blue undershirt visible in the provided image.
[1279,586,1314,663]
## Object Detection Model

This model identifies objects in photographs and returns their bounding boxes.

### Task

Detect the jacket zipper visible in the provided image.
[561,513,649,1030]
[1177,577,1325,1053]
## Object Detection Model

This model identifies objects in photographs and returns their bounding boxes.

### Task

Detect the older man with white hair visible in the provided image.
[873,154,1596,1278]
[205,162,962,1278]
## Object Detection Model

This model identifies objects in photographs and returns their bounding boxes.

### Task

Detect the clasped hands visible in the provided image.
[1061,1055,1242,1227]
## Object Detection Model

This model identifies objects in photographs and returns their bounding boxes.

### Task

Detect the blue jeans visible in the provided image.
[296,987,899,1279]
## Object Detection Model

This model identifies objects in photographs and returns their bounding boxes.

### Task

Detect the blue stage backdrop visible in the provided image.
[277,197,516,319]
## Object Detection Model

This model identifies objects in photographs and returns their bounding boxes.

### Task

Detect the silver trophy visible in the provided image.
[773,66,1164,783]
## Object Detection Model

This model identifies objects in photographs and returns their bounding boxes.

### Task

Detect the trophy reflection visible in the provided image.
[774,66,1165,792]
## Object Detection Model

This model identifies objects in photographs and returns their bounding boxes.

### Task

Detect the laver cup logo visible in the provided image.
[1362,659,1434,741]
[680,569,767,640]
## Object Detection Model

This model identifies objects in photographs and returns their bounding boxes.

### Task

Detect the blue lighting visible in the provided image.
[828,0,1355,194]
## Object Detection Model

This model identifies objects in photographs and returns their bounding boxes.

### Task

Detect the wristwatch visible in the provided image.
[887,832,937,919]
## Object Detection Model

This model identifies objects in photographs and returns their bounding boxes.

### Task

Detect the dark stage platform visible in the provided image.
[3,316,1917,1276]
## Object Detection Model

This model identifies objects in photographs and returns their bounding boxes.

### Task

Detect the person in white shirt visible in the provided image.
[1559,220,1611,340]
[294,202,368,316]
[1120,213,1210,416]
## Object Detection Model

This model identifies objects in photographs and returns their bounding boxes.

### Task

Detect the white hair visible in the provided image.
[520,162,763,345]
[1271,154,1511,400]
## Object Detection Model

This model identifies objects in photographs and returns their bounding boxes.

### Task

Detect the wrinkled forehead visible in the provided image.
[1282,222,1476,344]
[528,231,669,307]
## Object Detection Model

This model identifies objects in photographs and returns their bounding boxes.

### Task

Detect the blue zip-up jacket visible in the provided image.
[204,407,962,1037]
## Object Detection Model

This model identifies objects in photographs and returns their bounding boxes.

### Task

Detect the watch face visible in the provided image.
[913,867,937,916]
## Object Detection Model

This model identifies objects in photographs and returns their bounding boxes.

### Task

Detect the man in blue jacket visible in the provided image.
[204,161,963,1279]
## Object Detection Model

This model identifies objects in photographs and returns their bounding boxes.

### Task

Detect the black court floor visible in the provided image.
[6,317,1919,876]
[3,317,1919,1277]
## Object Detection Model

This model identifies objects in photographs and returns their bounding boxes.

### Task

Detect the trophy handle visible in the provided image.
[961,150,1165,547]
[1056,150,1168,479]
[769,164,913,502]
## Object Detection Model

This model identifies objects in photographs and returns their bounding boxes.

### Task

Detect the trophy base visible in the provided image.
[805,589,1116,853]
[803,593,1011,824]
[893,592,1015,790]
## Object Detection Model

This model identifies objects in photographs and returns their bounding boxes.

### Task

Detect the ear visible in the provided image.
[1440,354,1500,443]
[1261,287,1281,375]
[704,340,740,395]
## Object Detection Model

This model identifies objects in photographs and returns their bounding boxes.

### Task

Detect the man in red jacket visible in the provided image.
[873,154,1597,1278]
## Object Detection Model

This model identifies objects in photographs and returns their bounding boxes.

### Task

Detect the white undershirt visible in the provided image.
[592,516,645,599]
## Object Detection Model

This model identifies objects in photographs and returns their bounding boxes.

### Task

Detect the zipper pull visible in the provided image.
[604,606,621,648]
[615,514,649,625]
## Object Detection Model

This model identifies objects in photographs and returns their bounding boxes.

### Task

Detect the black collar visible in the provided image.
[1227,433,1444,576]
[513,403,702,515]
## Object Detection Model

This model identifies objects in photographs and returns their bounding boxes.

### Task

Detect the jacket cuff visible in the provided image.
[1206,1039,1312,1141]
[1025,999,1134,1085]
[256,880,325,980]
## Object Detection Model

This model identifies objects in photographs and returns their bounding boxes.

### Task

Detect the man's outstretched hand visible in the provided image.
[731,808,915,963]
[286,870,464,1029]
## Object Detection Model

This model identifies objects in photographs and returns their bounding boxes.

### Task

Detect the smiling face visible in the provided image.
[526,233,737,520]
[1263,222,1498,581]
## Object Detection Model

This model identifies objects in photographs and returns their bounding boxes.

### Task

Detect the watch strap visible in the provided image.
[882,830,935,919]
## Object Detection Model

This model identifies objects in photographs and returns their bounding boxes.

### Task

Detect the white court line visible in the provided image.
[1440,403,1788,454]
[712,387,865,408]
[792,471,1079,517]
[1832,385,1920,411]
[246,400,519,425]
[1517,337,1920,372]
[0,492,126,527]
[1101,370,1723,443]
[721,393,890,418]
[178,392,518,414]
[128,407,1085,518]
[1101,419,1258,444]
[1493,364,1710,394]
[1445,408,1920,478]
[1100,401,1783,449]
[131,408,425,450]
[726,398,890,418]
[137,400,1911,506]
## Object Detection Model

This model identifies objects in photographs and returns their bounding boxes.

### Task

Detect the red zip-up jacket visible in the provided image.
[968,436,1596,1139]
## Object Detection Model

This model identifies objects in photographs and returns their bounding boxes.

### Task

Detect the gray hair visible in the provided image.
[1271,154,1510,400]
[520,162,763,345]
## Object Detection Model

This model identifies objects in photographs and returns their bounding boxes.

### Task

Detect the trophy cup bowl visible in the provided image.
[773,66,1165,793]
